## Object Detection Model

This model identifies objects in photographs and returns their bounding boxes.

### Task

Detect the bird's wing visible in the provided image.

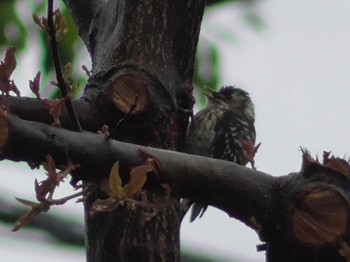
[210,111,255,165]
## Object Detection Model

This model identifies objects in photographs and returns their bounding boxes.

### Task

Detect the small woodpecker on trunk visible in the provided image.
[186,86,256,222]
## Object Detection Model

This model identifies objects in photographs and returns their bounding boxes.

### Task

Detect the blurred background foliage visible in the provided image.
[0,0,88,98]
[0,0,263,261]
[194,0,264,106]
[0,0,263,102]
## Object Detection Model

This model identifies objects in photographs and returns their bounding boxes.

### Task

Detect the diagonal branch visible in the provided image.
[0,114,277,230]
[47,1,82,131]
[0,195,84,246]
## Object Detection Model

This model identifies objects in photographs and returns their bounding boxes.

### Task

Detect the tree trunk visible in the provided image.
[62,1,205,261]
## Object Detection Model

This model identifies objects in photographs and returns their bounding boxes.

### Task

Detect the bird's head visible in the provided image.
[203,86,255,120]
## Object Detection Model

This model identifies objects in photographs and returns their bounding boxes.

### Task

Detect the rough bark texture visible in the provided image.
[0,1,350,262]
[63,1,205,261]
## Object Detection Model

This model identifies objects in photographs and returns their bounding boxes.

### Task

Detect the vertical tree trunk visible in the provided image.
[65,1,206,261]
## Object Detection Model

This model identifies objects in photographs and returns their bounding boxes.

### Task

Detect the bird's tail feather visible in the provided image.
[190,202,208,222]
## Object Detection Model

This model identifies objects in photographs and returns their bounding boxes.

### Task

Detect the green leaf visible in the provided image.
[15,197,40,208]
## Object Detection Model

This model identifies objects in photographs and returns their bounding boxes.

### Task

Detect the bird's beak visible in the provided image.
[202,87,218,100]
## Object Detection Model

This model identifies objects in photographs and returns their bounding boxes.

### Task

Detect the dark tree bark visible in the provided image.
[0,1,350,262]
[63,1,205,261]
[64,1,205,261]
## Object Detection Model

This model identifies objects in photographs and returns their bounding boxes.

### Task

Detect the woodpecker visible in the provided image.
[185,86,256,222]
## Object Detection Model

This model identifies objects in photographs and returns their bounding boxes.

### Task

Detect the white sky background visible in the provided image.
[1,0,350,261]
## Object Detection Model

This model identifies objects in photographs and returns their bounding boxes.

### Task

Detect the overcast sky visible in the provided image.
[182,1,350,261]
[1,1,350,261]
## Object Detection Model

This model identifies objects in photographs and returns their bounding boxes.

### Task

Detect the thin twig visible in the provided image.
[47,187,90,205]
[47,0,82,131]
[107,95,139,139]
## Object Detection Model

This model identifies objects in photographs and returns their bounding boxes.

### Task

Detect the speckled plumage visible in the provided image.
[185,86,256,221]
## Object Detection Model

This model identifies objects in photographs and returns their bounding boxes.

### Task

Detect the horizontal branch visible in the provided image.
[0,96,51,124]
[0,94,104,132]
[0,114,278,229]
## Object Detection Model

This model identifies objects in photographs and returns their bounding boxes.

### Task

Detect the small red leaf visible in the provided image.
[12,201,49,231]
[44,97,67,126]
[97,125,109,137]
[0,47,17,96]
[10,80,20,97]
[42,155,58,180]
[29,71,41,99]
[3,47,16,78]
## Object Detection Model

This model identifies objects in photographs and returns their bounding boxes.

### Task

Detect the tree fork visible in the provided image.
[61,1,206,260]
